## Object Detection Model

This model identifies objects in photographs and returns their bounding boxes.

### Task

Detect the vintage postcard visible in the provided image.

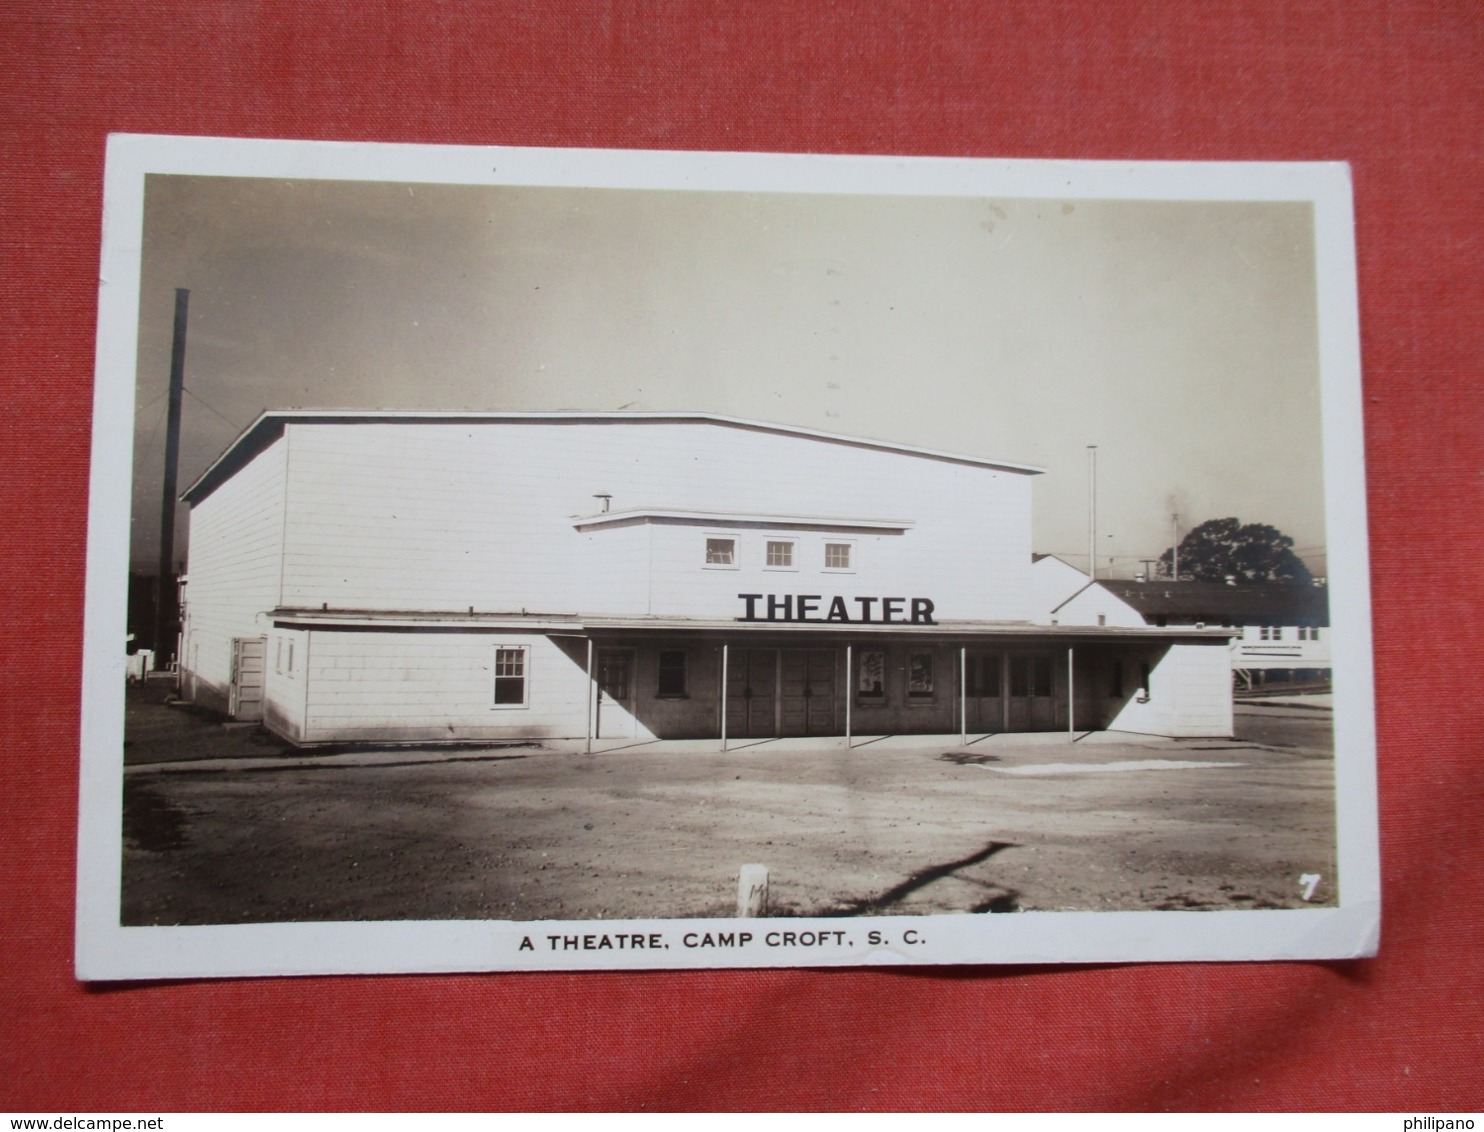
[77,137,1377,979]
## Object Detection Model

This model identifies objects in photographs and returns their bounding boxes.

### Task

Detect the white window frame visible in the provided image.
[823,539,856,573]
[703,534,739,570]
[492,644,530,709]
[764,539,797,570]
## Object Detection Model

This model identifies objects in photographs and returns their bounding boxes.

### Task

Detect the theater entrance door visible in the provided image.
[780,649,837,736]
[964,650,1005,732]
[725,649,778,739]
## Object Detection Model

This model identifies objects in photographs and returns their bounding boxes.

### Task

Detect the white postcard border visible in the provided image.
[77,136,1378,980]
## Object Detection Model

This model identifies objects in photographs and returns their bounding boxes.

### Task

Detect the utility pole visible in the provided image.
[1171,512,1180,581]
[1087,446,1098,580]
[155,287,188,668]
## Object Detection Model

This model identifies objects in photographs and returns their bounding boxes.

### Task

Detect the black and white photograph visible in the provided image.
[77,138,1377,978]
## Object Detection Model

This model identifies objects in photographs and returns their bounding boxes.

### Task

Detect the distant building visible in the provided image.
[178,411,1237,745]
[1031,555,1147,629]
[1101,579,1331,689]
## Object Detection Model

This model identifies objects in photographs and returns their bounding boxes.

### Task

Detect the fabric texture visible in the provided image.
[1,0,1480,1112]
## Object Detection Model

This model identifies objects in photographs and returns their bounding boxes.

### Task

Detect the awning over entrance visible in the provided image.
[580,615,1232,644]
[265,608,1234,750]
[268,606,1234,645]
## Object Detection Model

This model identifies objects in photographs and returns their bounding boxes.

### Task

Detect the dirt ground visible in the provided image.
[119,682,1338,924]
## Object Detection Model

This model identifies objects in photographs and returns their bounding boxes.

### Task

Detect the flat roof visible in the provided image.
[268,607,1234,640]
[572,508,914,533]
[182,410,1044,504]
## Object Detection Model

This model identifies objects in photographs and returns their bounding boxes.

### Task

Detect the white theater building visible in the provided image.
[177,412,1235,745]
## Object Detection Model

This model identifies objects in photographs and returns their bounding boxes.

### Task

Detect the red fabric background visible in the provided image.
[1,1,1480,1112]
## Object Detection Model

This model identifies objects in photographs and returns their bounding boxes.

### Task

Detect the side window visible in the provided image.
[705,537,737,568]
[765,540,795,569]
[657,650,687,697]
[493,645,529,707]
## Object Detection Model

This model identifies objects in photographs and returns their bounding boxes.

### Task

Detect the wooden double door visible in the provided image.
[726,648,837,738]
[963,650,1059,732]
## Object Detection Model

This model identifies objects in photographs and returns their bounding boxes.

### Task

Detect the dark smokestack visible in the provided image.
[154,287,188,665]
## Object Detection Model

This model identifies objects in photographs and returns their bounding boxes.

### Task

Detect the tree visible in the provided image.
[1159,517,1312,584]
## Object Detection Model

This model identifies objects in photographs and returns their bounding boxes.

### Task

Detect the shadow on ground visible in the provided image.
[937,750,1004,766]
[122,779,189,852]
[813,840,1021,916]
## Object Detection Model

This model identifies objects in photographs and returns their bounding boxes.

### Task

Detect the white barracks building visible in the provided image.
[178,412,1234,745]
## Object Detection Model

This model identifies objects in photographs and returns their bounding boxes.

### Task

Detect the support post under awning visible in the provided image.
[1067,646,1075,740]
[845,644,852,749]
[720,642,729,753]
[585,638,594,755]
[960,644,968,746]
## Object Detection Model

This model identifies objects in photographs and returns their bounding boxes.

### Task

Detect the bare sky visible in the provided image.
[133,174,1325,577]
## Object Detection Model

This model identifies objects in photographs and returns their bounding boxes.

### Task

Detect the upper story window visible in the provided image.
[704,537,737,568]
[824,542,853,571]
[1298,626,1321,641]
[1260,626,1283,641]
[765,540,795,569]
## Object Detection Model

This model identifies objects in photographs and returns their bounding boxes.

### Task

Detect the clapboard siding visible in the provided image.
[261,627,310,742]
[300,632,588,744]
[278,420,1033,620]
[1166,644,1236,735]
[181,437,286,703]
[1105,642,1233,738]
